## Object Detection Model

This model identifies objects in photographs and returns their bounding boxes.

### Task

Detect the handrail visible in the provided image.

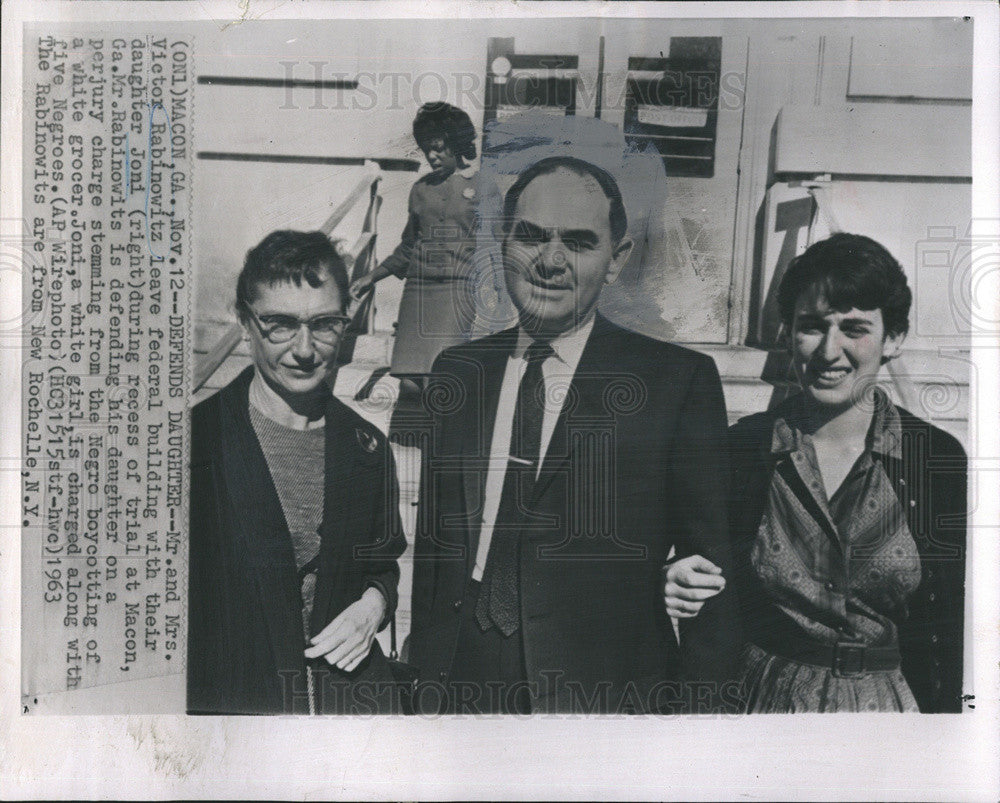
[193,161,383,394]
[347,231,375,261]
[319,160,381,236]
[193,325,245,393]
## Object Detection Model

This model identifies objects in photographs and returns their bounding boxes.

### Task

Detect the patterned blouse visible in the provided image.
[741,390,923,712]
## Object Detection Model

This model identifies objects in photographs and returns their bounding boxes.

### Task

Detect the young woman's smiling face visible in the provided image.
[790,285,904,413]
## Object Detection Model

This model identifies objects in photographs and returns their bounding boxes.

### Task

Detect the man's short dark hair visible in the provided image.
[236,230,350,311]
[777,232,912,338]
[412,101,477,162]
[502,156,628,245]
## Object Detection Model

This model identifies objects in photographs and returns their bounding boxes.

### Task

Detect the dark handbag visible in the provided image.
[385,613,419,715]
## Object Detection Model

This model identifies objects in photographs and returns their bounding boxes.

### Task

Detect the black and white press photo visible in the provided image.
[3,1,998,799]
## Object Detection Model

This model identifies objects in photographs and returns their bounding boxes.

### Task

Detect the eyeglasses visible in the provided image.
[242,304,352,345]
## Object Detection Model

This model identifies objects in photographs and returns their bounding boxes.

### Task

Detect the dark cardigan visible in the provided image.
[728,398,967,713]
[187,368,406,715]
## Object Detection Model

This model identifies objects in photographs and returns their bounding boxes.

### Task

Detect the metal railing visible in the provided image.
[193,160,382,393]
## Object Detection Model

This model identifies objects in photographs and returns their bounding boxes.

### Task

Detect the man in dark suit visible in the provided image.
[408,156,741,714]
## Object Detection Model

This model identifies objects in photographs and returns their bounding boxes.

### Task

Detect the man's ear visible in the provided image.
[604,237,634,286]
[881,329,907,363]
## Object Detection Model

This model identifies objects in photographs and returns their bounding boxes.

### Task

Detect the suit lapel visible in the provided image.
[458,330,517,571]
[532,316,614,503]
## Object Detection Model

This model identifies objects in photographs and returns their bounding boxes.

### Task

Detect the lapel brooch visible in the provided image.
[356,427,379,453]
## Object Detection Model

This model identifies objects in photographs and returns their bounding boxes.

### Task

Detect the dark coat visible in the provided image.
[187,367,406,715]
[728,400,967,713]
[409,315,743,714]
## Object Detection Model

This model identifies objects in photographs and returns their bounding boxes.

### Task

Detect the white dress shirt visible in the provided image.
[472,316,595,581]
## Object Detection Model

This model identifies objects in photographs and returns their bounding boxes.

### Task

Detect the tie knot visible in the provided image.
[525,340,554,365]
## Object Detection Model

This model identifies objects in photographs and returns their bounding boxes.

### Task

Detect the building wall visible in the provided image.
[194,16,972,440]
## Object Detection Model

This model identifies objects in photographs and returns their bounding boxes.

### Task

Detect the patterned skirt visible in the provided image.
[740,642,920,713]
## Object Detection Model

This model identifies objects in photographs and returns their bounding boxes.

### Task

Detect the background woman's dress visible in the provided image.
[381,166,500,376]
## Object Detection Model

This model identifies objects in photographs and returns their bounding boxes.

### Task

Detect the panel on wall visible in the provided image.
[847,20,972,101]
[623,37,722,178]
[484,37,579,128]
[773,104,971,180]
[599,33,747,344]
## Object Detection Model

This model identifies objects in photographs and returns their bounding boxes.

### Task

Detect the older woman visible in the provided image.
[188,230,406,714]
[350,101,501,381]
[664,233,967,713]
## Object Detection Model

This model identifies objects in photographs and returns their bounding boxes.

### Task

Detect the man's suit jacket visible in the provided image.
[409,315,742,713]
[187,367,406,715]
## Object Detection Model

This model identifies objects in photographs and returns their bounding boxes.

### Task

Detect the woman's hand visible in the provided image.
[304,587,386,672]
[349,272,375,301]
[663,555,726,619]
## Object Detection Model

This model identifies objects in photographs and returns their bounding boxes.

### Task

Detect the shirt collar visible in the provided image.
[868,388,903,458]
[769,387,902,459]
[514,315,595,374]
[458,165,478,180]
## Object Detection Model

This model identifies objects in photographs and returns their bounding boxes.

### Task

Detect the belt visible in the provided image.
[753,632,901,677]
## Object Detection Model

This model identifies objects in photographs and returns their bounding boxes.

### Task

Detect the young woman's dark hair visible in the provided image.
[501,155,629,245]
[777,232,913,338]
[236,230,350,311]
[412,101,477,162]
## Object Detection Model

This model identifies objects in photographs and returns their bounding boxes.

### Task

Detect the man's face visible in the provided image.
[503,167,633,338]
[240,275,345,402]
[790,286,904,413]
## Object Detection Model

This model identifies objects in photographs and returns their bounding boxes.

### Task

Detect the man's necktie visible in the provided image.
[476,339,554,636]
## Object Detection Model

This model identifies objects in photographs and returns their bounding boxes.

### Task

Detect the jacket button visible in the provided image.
[928,592,936,602]
[453,599,462,611]
[439,671,448,682]
[931,635,939,644]
[825,582,835,592]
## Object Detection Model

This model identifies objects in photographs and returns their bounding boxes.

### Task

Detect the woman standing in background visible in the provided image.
[350,101,501,385]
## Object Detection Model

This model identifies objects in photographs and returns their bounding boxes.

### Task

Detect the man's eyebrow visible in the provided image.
[512,219,600,245]
[560,228,599,246]
[512,219,546,237]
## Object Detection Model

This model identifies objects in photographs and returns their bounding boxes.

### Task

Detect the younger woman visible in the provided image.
[665,234,966,713]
